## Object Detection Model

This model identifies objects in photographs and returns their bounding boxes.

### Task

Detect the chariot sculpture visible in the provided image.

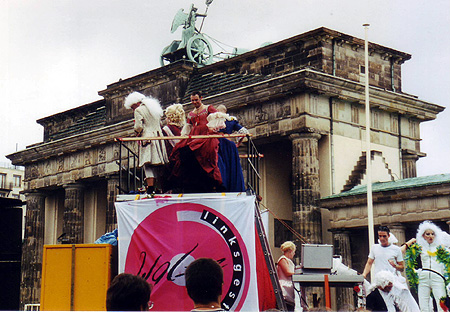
[160,1,214,67]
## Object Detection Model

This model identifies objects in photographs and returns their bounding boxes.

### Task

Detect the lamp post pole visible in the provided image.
[364,23,375,281]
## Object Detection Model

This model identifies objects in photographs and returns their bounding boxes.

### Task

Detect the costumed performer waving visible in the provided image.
[404,220,450,312]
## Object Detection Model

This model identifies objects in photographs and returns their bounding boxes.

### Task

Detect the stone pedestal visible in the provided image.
[63,183,85,243]
[20,192,46,307]
[106,177,119,233]
[290,132,322,246]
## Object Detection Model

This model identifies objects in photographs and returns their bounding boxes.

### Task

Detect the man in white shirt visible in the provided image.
[362,225,404,278]
[362,226,420,312]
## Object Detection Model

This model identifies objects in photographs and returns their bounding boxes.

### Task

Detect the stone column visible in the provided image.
[402,153,418,179]
[333,231,354,310]
[106,177,120,233]
[290,132,322,309]
[290,132,322,246]
[389,224,406,246]
[63,183,85,243]
[20,192,46,308]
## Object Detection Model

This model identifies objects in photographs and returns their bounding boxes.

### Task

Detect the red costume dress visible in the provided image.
[169,105,223,192]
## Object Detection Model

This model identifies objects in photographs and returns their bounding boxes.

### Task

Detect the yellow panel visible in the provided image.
[40,245,73,311]
[40,244,112,311]
[73,244,111,311]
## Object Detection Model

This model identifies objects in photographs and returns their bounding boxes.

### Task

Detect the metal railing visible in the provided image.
[244,135,262,196]
[24,304,40,311]
[116,140,144,194]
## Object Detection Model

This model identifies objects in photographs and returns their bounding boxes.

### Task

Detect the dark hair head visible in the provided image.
[106,273,151,311]
[378,225,390,234]
[185,258,223,305]
[191,91,203,98]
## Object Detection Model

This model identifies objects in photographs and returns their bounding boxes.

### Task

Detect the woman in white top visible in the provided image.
[277,241,296,310]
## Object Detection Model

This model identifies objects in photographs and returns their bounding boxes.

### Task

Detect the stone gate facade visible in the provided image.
[8,27,444,309]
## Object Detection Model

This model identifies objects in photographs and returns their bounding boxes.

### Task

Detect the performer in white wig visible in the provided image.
[124,91,168,193]
[366,270,419,312]
[405,221,450,312]
[216,104,249,147]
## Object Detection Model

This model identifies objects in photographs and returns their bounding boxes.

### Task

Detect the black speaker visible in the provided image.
[0,261,21,310]
[0,207,22,311]
[0,208,22,261]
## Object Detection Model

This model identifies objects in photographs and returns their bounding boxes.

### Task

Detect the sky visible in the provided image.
[1,0,449,176]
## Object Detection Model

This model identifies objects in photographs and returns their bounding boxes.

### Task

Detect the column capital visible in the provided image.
[63,183,85,191]
[388,223,406,230]
[289,131,321,142]
[23,191,47,198]
[330,228,351,235]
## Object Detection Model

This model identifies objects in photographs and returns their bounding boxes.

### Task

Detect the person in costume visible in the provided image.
[404,221,450,312]
[162,103,185,156]
[209,104,247,192]
[161,103,185,192]
[276,241,296,311]
[124,91,168,194]
[366,270,416,312]
[169,91,223,193]
[216,104,249,148]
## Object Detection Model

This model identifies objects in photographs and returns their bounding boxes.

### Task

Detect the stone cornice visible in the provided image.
[203,68,444,121]
[7,119,134,165]
[302,70,444,120]
[320,182,450,209]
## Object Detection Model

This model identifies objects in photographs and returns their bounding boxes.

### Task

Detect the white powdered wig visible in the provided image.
[206,112,230,131]
[416,220,448,247]
[141,96,164,118]
[124,91,146,109]
[165,103,186,127]
[372,270,395,290]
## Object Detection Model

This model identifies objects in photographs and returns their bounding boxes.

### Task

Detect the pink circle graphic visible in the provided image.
[124,202,251,311]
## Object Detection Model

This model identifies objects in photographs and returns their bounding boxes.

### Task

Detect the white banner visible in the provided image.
[115,195,259,311]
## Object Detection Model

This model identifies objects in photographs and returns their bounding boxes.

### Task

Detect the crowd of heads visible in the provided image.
[185,258,224,306]
[107,258,223,311]
[106,273,151,311]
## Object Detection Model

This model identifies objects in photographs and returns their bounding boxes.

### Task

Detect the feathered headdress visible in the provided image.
[124,91,146,109]
[416,220,447,247]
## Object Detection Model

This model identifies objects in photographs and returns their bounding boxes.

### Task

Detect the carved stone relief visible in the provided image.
[98,147,106,162]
